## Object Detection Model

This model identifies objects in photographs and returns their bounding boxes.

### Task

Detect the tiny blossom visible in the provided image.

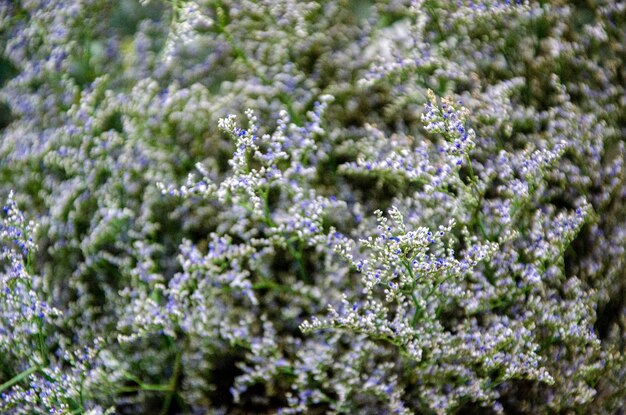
[422,89,476,167]
[339,123,435,183]
[0,194,104,414]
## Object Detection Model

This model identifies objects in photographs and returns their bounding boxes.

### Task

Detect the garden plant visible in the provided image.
[0,0,625,413]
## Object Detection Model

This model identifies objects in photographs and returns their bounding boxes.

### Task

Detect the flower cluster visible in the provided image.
[0,0,624,413]
[0,194,109,415]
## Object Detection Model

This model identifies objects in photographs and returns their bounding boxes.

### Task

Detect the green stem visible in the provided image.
[465,154,477,186]
[287,240,309,283]
[332,324,413,360]
[410,292,421,326]
[171,0,180,25]
[122,372,174,393]
[401,259,423,326]
[465,154,490,240]
[0,366,39,393]
[160,349,182,415]
[261,187,276,227]
[117,384,173,393]
[260,186,309,283]
[78,378,85,414]
[253,279,292,293]
[37,317,48,366]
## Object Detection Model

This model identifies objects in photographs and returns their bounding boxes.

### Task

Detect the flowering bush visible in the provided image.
[0,0,624,413]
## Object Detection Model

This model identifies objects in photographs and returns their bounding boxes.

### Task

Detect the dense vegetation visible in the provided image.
[0,0,624,413]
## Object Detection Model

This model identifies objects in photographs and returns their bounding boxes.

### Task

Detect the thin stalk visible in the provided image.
[464,153,477,186]
[401,259,423,326]
[260,186,310,283]
[465,154,490,239]
[160,349,182,415]
[116,384,173,393]
[0,366,39,393]
[36,317,48,366]
[122,372,175,393]
[287,240,310,283]
[410,292,421,326]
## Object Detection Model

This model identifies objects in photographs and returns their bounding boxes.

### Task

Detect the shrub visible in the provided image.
[0,0,624,413]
